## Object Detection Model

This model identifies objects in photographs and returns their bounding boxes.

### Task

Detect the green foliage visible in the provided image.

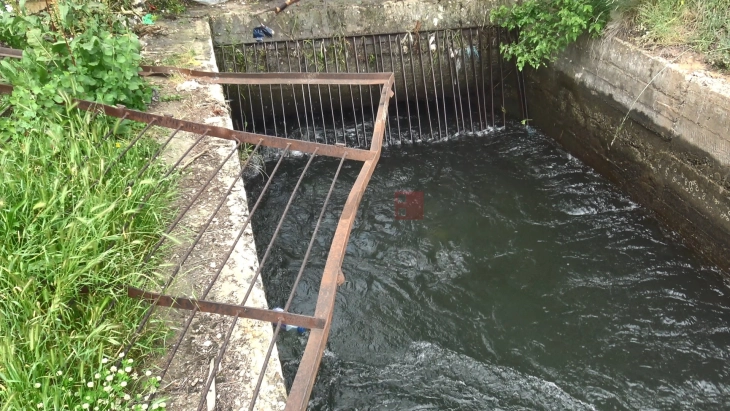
[634,0,730,70]
[0,1,176,408]
[0,96,176,410]
[0,0,150,134]
[490,0,610,70]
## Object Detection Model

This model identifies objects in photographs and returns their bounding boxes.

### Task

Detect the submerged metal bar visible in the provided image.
[310,40,329,144]
[469,28,484,131]
[347,37,367,147]
[426,32,443,139]
[386,34,402,144]
[442,30,460,134]
[360,36,378,146]
[397,34,415,143]
[497,28,506,127]
[460,29,475,133]
[331,40,348,146]
[417,32,435,141]
[253,43,269,135]
[280,42,303,138]
[322,40,340,144]
[406,34,424,139]
[230,45,248,132]
[374,34,393,145]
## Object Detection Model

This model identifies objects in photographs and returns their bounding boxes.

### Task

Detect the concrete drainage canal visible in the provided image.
[212,25,730,411]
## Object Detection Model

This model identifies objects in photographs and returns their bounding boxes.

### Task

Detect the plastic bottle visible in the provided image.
[272,308,306,335]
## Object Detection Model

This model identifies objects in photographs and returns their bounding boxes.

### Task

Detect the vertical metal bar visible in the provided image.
[406,33,423,140]
[298,40,318,141]
[426,32,444,139]
[252,43,269,134]
[279,41,300,138]
[363,36,378,146]
[262,42,279,137]
[287,41,310,141]
[355,37,376,147]
[373,34,392,145]
[343,37,364,147]
[450,31,467,133]
[416,32,435,141]
[272,42,288,138]
[478,29,489,128]
[459,29,475,133]
[434,31,449,137]
[396,33,415,143]
[386,34,402,144]
[331,38,348,146]
[469,28,484,131]
[230,46,247,132]
[497,28,506,127]
[242,45,258,133]
[521,69,530,125]
[443,30,460,134]
[322,39,340,144]
[311,40,329,144]
[488,28,495,128]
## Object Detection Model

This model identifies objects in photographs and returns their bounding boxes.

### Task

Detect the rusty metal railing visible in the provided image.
[1,49,394,410]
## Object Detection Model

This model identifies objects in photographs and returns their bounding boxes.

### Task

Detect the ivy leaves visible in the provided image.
[490,0,609,70]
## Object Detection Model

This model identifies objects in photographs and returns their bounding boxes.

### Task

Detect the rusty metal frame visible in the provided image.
[1,52,394,410]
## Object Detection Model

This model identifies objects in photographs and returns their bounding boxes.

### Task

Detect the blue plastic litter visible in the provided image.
[271,307,306,335]
[253,25,275,42]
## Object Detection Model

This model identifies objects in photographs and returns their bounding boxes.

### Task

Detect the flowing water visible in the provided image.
[245,126,730,410]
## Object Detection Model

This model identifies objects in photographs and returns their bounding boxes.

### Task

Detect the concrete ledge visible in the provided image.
[526,36,730,272]
[141,16,287,410]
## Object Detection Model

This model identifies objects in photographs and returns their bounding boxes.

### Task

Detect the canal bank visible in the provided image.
[524,36,730,271]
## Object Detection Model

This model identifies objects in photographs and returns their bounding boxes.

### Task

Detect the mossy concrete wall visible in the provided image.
[527,37,730,272]
[209,0,510,46]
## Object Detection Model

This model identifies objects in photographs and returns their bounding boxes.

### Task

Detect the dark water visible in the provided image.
[245,126,730,410]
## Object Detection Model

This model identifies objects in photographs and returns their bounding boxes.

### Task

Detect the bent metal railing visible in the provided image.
[1,49,394,410]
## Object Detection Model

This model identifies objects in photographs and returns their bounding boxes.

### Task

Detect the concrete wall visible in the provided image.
[526,37,730,271]
[208,0,510,45]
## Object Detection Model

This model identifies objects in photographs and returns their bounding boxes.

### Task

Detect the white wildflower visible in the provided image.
[82,405,89,410]
[95,373,101,379]
[120,381,127,387]
[34,382,41,388]
[102,358,109,364]
[110,366,117,373]
[87,381,94,388]
[125,367,132,373]
[145,370,152,377]
[118,352,125,358]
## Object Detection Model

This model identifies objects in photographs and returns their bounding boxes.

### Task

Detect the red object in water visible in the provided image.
[395,191,424,220]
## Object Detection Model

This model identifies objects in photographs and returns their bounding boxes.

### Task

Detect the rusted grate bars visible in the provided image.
[214,26,521,146]
[2,64,393,410]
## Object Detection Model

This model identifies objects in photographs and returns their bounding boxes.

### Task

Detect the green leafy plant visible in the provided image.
[490,0,610,70]
[0,0,150,133]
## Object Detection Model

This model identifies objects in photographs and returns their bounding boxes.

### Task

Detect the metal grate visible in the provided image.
[1,53,394,410]
[215,27,529,145]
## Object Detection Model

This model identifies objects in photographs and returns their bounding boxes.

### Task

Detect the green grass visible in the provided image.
[0,98,176,410]
[623,0,730,69]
